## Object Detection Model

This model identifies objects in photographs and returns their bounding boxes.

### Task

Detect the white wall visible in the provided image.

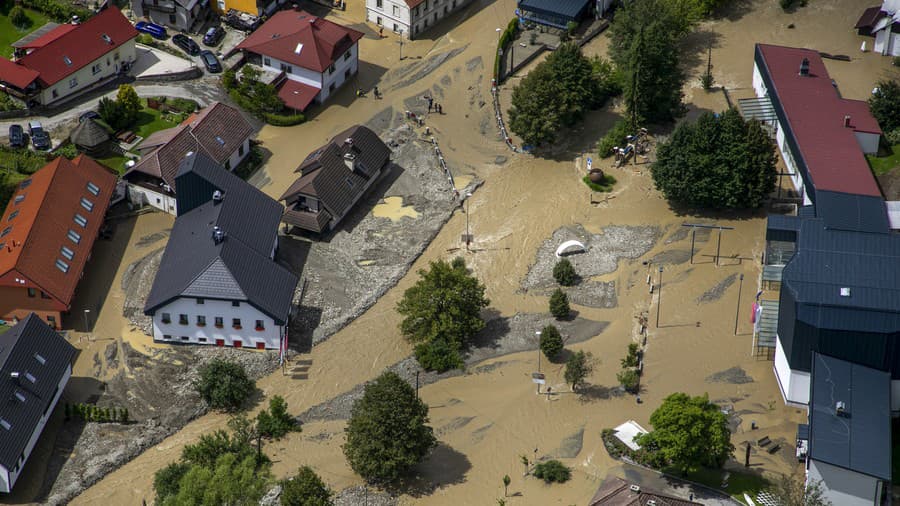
[854,131,880,155]
[808,459,882,506]
[151,297,283,349]
[752,63,766,98]
[775,337,811,406]
[366,0,411,34]
[319,43,358,102]
[225,138,251,171]
[40,40,137,106]
[261,54,322,89]
[892,380,900,414]
[128,183,177,215]
[875,29,900,57]
[4,364,71,492]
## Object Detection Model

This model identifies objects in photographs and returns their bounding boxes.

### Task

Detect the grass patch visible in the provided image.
[582,174,617,192]
[97,153,132,174]
[867,143,900,176]
[132,101,186,141]
[0,6,50,58]
[674,467,770,501]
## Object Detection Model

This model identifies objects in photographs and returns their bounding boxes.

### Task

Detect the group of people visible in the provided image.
[425,96,443,114]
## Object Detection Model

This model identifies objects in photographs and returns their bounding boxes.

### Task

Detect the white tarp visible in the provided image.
[613,420,649,451]
[887,201,900,230]
[555,240,586,257]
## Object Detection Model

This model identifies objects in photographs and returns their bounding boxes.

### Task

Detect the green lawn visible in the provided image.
[133,100,188,141]
[669,467,770,503]
[0,6,51,58]
[97,153,131,174]
[867,143,900,176]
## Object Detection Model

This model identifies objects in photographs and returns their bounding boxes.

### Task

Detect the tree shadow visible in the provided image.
[467,309,510,352]
[288,305,319,354]
[578,383,626,403]
[664,202,769,222]
[396,443,471,497]
[679,28,722,73]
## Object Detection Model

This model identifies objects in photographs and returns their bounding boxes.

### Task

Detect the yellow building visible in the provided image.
[215,0,280,17]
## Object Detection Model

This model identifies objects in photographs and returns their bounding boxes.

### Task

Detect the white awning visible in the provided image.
[555,240,586,257]
[613,420,649,451]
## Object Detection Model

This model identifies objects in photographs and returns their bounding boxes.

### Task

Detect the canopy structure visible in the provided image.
[555,240,586,257]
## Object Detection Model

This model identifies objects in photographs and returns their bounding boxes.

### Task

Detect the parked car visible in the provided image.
[224,9,261,32]
[28,121,50,150]
[79,111,100,123]
[135,21,168,40]
[202,26,225,46]
[8,125,24,148]
[200,50,222,73]
[173,34,200,56]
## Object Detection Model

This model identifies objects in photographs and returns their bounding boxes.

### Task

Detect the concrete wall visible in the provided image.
[366,0,411,33]
[854,131,880,155]
[775,336,811,406]
[367,0,471,38]
[39,40,137,106]
[892,380,900,414]
[5,363,71,492]
[128,183,177,215]
[151,296,284,349]
[319,43,357,102]
[807,459,882,506]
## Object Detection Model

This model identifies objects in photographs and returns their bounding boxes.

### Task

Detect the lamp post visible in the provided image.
[465,191,473,251]
[734,273,744,335]
[535,330,542,394]
[83,309,90,332]
[655,266,663,328]
[398,29,404,60]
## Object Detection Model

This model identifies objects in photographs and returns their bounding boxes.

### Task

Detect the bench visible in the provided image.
[116,130,135,143]
[757,436,771,447]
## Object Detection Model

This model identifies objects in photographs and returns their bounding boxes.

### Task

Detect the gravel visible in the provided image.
[697,273,738,304]
[389,45,469,91]
[335,486,397,506]
[706,367,754,384]
[521,224,661,308]
[121,247,165,335]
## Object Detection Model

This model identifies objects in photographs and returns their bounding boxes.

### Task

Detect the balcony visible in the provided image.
[143,0,176,13]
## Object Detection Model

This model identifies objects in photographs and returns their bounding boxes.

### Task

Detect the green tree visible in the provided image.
[98,97,126,130]
[553,258,577,286]
[343,371,437,483]
[549,288,570,320]
[539,324,564,360]
[154,462,190,504]
[10,6,30,28]
[651,108,776,208]
[564,350,593,391]
[116,84,141,126]
[621,343,640,368]
[532,460,571,483]
[257,395,299,440]
[194,359,255,411]
[160,453,271,506]
[869,79,900,133]
[635,392,734,474]
[397,258,489,372]
[502,474,511,497]
[182,429,258,469]
[610,0,688,124]
[280,466,333,506]
[768,474,832,506]
[617,369,640,393]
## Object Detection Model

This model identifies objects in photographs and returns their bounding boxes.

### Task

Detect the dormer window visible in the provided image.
[80,197,94,212]
[87,182,100,195]
[63,56,72,66]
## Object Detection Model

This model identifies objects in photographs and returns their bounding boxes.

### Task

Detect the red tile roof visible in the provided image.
[406,0,426,8]
[0,156,116,307]
[19,24,77,50]
[757,44,883,198]
[235,10,363,73]
[0,57,40,89]
[277,78,320,112]
[15,7,138,87]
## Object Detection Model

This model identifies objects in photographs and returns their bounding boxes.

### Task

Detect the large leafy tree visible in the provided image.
[610,0,688,124]
[636,392,734,474]
[869,79,900,134]
[768,474,832,506]
[194,359,256,411]
[564,350,593,391]
[397,257,489,371]
[651,108,776,208]
[160,453,271,506]
[257,395,300,440]
[280,466,333,506]
[343,371,437,483]
[116,84,142,126]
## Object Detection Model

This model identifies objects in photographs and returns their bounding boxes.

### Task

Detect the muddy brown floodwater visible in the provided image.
[70,0,898,504]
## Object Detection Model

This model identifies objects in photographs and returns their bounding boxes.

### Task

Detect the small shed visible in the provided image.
[69,118,111,154]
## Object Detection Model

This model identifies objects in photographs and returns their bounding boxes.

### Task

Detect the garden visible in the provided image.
[0,3,49,58]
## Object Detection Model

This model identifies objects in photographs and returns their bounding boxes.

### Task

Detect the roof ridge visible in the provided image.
[11,159,64,289]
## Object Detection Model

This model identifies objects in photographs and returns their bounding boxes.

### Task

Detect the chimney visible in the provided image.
[212,190,224,203]
[212,226,226,244]
[9,372,19,380]
[843,115,851,128]
[799,57,809,76]
[629,485,641,493]
[343,152,356,171]
[836,401,847,416]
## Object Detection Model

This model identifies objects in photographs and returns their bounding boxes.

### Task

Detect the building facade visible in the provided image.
[152,297,284,349]
[132,0,213,33]
[365,0,472,38]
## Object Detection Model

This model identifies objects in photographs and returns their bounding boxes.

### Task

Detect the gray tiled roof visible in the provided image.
[144,153,298,324]
[0,314,76,471]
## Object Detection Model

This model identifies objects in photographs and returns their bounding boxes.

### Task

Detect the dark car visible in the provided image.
[8,124,24,148]
[79,110,100,123]
[173,34,200,56]
[135,21,168,40]
[200,50,222,73]
[202,26,225,47]
[28,121,50,150]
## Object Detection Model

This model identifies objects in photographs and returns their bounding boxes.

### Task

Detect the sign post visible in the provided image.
[531,372,545,394]
[586,157,592,173]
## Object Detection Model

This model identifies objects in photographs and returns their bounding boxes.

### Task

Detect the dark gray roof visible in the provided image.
[280,125,390,222]
[69,118,110,148]
[0,314,76,471]
[814,191,890,234]
[797,423,809,441]
[809,353,890,480]
[145,153,298,324]
[518,0,591,19]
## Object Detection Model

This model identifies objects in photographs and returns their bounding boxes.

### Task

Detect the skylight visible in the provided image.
[19,179,31,189]
[74,213,87,227]
[14,391,25,402]
[61,246,74,261]
[8,210,18,221]
[67,229,81,244]
[14,195,24,204]
[101,33,112,44]
[294,43,303,55]
[56,259,69,273]
[0,419,10,430]
[80,197,94,212]
[63,56,72,66]
[1,227,11,238]
[34,353,46,365]
[215,136,225,146]
[87,182,100,196]
[24,372,35,383]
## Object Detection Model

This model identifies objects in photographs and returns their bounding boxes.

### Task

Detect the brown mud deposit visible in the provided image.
[64,0,899,504]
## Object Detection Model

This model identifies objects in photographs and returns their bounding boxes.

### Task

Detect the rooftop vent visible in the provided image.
[836,401,847,416]
[10,372,19,380]
[843,115,851,128]
[215,135,225,145]
[646,501,657,506]
[271,32,280,39]
[212,226,226,244]
[799,57,809,76]
[63,55,72,66]
[294,43,303,54]
[212,190,224,203]
[101,33,112,44]
[186,151,194,158]
[309,16,317,24]
[629,485,640,493]
[343,152,356,171]
[71,15,80,24]
[840,287,851,297]
[345,138,353,145]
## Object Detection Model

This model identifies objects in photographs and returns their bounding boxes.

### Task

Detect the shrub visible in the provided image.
[53,143,79,160]
[617,369,640,393]
[582,174,617,192]
[154,461,190,504]
[539,325,564,360]
[414,338,464,372]
[0,91,24,112]
[280,466,333,506]
[194,359,255,411]
[10,6,30,28]
[263,111,306,126]
[222,69,237,90]
[549,288,570,320]
[116,85,141,126]
[21,0,92,22]
[887,128,900,146]
[256,395,300,440]
[597,119,636,158]
[168,97,198,113]
[565,350,593,391]
[553,258,576,286]
[893,56,900,67]
[137,33,155,46]
[869,80,900,133]
[532,460,571,483]
[621,343,640,368]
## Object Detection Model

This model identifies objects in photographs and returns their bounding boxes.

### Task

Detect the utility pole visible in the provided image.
[734,273,744,335]
[656,266,663,328]
[398,30,404,60]
[415,370,420,399]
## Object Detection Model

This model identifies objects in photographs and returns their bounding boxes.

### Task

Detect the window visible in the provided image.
[92,63,102,75]
[55,259,69,273]
[169,13,176,23]
[14,195,24,204]
[34,353,46,365]
[196,298,205,304]
[19,179,31,190]
[63,56,72,66]
[376,0,382,8]
[163,334,172,340]
[24,372,35,383]
[8,210,18,221]
[1,227,11,237]
[345,177,354,188]
[280,63,293,73]
[40,291,50,299]
[74,213,88,227]
[114,51,120,61]
[344,50,351,61]
[393,23,399,32]
[0,419,10,430]
[232,301,240,307]
[87,182,100,196]
[327,64,335,75]
[377,16,382,25]
[14,391,25,402]
[52,89,58,99]
[46,315,56,328]
[329,82,336,93]
[80,197,94,212]
[69,77,78,89]
[198,337,207,343]
[255,320,265,330]
[67,229,81,244]
[181,336,189,341]
[238,144,245,157]
[27,288,36,298]
[162,312,171,323]
[344,68,351,79]
[179,314,188,325]
[393,5,399,16]
[214,316,223,327]
[232,318,242,329]
[61,246,74,260]
[264,57,271,66]
[197,315,206,326]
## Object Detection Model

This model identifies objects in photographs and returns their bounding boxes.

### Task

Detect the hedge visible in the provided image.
[493,17,520,80]
[263,111,306,126]
[21,0,92,22]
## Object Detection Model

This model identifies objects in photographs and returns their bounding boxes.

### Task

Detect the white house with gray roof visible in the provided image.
[143,152,298,350]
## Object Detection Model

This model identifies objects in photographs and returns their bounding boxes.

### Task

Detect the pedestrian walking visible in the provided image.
[437,104,443,114]
[426,96,433,111]
[379,27,384,38]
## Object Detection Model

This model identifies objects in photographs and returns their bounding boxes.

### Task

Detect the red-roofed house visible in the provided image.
[365,0,473,39]
[751,44,883,206]
[0,7,138,107]
[0,156,116,329]
[231,9,364,112]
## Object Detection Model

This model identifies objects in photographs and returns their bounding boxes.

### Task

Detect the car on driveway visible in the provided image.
[28,121,50,150]
[173,34,200,56]
[202,26,225,46]
[135,21,168,40]
[200,50,222,73]
[8,125,24,148]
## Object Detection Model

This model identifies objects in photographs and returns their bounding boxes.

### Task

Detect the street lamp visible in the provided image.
[465,191,473,251]
[734,273,744,335]
[83,309,90,332]
[398,29,404,60]
[535,330,542,394]
[655,266,663,328]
